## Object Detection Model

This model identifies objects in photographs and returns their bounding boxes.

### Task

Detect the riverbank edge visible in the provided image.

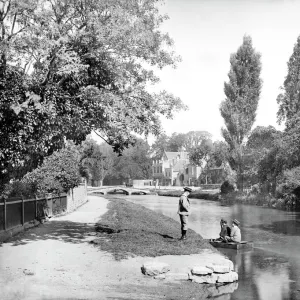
[157,189,295,211]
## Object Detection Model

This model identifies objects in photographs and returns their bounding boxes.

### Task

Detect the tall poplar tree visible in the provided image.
[277,36,300,124]
[220,35,262,190]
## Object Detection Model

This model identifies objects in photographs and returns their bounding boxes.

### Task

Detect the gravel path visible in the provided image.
[0,195,228,300]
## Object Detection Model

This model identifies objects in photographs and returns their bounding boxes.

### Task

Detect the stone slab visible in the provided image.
[141,261,170,276]
[191,266,213,275]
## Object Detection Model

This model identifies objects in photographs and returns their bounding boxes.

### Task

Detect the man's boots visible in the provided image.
[180,230,187,240]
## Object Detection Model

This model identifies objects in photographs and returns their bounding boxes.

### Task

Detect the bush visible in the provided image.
[23,145,82,195]
[251,184,260,194]
[220,180,235,194]
[275,166,300,209]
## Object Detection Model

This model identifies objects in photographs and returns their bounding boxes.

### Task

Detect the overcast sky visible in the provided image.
[151,0,300,141]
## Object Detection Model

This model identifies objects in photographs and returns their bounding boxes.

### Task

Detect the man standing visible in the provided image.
[178,186,192,240]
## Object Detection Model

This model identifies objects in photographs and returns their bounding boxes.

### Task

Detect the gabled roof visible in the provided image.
[164,151,189,160]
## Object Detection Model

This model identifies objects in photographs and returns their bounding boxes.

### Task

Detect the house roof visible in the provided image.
[164,151,189,160]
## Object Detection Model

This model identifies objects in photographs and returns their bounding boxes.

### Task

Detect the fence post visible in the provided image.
[35,194,38,219]
[21,195,24,226]
[4,198,6,230]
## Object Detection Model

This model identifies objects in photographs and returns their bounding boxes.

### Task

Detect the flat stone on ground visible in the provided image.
[141,261,170,276]
[190,273,218,284]
[191,266,213,276]
[206,263,231,274]
[217,271,238,283]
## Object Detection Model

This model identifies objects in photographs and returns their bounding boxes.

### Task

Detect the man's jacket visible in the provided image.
[178,194,191,216]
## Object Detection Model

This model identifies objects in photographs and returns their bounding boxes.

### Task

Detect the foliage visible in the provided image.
[189,139,214,168]
[0,0,186,187]
[244,126,280,187]
[220,180,235,194]
[220,35,262,189]
[80,138,115,186]
[151,131,212,157]
[150,133,170,159]
[277,36,300,124]
[106,138,152,183]
[22,144,82,194]
[277,166,300,198]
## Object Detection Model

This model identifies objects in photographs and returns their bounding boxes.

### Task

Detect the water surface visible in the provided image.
[112,194,300,300]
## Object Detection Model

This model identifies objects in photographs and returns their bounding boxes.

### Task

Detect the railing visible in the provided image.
[0,194,67,232]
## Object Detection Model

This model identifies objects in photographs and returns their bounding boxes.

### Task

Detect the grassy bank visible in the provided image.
[93,198,215,260]
[157,189,220,201]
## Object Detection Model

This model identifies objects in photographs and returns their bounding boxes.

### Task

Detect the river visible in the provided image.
[110,194,300,300]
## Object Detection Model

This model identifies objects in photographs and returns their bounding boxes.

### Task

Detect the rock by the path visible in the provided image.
[189,273,218,284]
[141,261,170,276]
[191,266,213,276]
[216,271,238,283]
[206,263,231,274]
[189,271,238,284]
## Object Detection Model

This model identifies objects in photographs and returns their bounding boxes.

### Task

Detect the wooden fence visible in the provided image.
[0,194,67,232]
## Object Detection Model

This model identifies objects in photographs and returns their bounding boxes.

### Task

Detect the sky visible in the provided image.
[149,0,300,141]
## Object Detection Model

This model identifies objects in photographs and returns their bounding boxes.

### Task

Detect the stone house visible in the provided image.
[152,150,202,186]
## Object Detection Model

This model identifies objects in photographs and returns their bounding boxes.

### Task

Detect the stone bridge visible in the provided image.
[88,186,150,196]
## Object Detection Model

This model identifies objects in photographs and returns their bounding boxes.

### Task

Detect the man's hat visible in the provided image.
[183,186,192,193]
[232,219,240,226]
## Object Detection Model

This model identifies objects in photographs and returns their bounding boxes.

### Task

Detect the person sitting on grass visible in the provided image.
[225,219,241,243]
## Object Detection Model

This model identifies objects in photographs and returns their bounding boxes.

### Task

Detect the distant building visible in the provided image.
[152,150,202,186]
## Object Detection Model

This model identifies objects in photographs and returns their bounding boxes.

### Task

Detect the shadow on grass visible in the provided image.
[5,220,95,247]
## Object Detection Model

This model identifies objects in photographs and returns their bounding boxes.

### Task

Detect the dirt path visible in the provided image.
[0,195,229,300]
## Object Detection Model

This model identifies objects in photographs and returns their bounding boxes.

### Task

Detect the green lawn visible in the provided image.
[93,198,216,260]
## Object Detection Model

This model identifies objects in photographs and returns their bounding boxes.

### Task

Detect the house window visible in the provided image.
[186,168,188,175]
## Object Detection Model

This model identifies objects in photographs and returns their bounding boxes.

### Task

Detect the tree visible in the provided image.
[80,138,114,186]
[220,35,262,190]
[0,0,186,187]
[151,133,170,159]
[107,138,152,183]
[277,36,300,124]
[189,139,214,168]
[168,133,187,151]
[244,126,280,190]
[184,131,212,151]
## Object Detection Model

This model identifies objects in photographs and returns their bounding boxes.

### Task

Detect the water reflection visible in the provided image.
[111,195,300,300]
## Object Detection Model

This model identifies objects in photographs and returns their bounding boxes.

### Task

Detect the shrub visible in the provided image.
[23,145,82,195]
[0,180,36,201]
[251,184,260,194]
[275,166,300,209]
[220,180,235,194]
